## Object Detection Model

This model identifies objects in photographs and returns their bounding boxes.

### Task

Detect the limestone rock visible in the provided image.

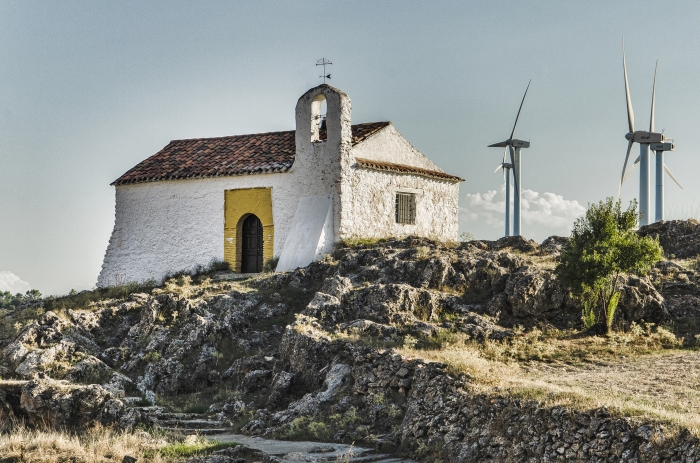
[638,219,700,258]
[266,371,294,409]
[66,355,112,384]
[617,275,670,323]
[504,267,566,318]
[18,379,126,430]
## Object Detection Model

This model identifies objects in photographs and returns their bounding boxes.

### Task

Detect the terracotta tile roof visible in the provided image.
[112,121,391,186]
[355,158,464,182]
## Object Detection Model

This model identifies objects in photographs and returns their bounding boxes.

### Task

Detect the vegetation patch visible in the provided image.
[156,436,239,458]
[0,424,169,462]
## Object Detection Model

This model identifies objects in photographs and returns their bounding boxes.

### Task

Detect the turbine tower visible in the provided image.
[488,81,531,237]
[619,48,682,223]
[652,142,682,221]
[622,140,683,222]
[494,148,513,236]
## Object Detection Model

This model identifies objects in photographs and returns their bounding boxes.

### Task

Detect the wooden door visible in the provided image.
[241,214,263,273]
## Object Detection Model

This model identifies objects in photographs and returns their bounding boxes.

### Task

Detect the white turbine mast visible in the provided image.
[493,147,513,236]
[618,42,682,224]
[488,81,531,237]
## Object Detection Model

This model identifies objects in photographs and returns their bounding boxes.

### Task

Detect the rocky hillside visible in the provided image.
[2,222,700,461]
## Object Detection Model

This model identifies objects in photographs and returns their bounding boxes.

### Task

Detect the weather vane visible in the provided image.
[316,58,332,83]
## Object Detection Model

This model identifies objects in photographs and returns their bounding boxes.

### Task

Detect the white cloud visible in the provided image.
[0,271,31,295]
[460,184,586,241]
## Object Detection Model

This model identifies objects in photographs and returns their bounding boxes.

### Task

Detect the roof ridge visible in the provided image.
[170,121,391,144]
[355,157,463,182]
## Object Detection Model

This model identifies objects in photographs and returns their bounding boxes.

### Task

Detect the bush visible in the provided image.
[556,198,662,334]
[1,289,43,310]
[263,256,279,273]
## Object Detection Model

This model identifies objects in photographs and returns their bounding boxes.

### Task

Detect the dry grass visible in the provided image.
[398,325,700,435]
[0,425,167,462]
[0,425,236,462]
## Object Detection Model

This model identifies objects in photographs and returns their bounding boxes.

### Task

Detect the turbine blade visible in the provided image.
[664,164,683,189]
[494,164,503,174]
[650,60,657,132]
[509,80,531,140]
[623,39,635,133]
[502,146,507,164]
[509,145,519,198]
[622,158,639,184]
[618,139,634,198]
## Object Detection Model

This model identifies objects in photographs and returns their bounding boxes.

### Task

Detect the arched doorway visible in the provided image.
[241,214,263,273]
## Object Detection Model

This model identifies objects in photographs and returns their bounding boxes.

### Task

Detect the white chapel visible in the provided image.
[97,84,462,287]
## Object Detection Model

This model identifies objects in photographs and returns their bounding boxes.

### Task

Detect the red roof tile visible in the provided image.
[355,158,463,182]
[112,121,390,186]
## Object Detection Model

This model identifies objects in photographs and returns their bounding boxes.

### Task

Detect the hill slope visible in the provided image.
[2,224,700,461]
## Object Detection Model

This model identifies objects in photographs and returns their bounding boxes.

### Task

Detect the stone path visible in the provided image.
[125,398,414,462]
[124,397,230,435]
[211,434,416,463]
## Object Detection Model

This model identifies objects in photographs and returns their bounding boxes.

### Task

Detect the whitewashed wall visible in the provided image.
[99,175,283,287]
[350,123,443,171]
[339,166,459,241]
[339,124,459,241]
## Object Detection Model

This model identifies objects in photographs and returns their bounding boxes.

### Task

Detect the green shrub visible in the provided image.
[184,403,209,414]
[263,256,279,273]
[556,198,662,334]
[158,437,238,458]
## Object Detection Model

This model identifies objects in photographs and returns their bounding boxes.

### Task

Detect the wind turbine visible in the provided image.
[619,44,666,226]
[488,81,531,237]
[619,50,682,223]
[494,148,513,236]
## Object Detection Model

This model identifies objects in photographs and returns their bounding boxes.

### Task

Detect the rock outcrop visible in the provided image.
[639,219,700,259]
[1,232,697,459]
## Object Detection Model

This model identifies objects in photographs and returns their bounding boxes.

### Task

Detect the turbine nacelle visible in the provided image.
[650,142,674,151]
[487,139,530,149]
[625,131,665,144]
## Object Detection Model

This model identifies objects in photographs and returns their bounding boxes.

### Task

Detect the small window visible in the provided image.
[395,193,416,224]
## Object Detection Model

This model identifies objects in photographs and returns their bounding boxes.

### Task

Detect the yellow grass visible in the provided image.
[397,326,700,435]
[0,425,167,462]
[0,425,235,463]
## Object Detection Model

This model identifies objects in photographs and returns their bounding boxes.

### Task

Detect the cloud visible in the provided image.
[460,184,586,241]
[0,271,31,295]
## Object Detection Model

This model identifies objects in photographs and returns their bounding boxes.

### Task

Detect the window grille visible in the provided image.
[395,193,416,224]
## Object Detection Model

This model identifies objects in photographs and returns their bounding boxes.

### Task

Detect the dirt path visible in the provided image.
[512,350,700,429]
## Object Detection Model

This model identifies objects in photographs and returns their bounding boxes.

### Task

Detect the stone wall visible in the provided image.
[339,166,459,241]
[341,123,460,242]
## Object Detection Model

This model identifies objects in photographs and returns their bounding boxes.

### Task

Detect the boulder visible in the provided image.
[266,371,294,408]
[617,275,670,323]
[19,379,125,430]
[638,219,700,258]
[504,267,566,318]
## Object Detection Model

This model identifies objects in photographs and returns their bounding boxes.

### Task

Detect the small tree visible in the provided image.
[556,198,662,334]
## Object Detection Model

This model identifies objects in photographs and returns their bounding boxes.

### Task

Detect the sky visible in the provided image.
[2,0,700,295]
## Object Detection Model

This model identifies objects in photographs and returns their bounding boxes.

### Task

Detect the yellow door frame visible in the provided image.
[224,188,274,272]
